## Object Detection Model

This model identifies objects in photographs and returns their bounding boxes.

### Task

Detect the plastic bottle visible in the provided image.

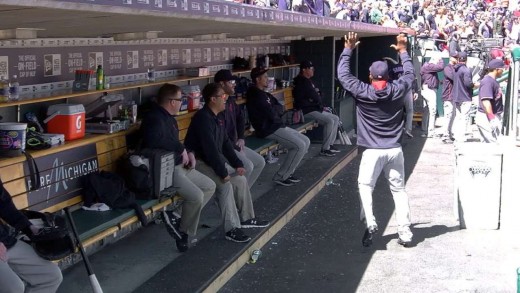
[517,267,520,293]
[147,65,155,82]
[0,77,9,102]
[96,65,104,90]
[9,75,20,101]
[265,55,269,68]
[249,250,262,263]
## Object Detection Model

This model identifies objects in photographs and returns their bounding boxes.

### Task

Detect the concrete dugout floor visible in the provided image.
[221,126,520,293]
[59,122,520,292]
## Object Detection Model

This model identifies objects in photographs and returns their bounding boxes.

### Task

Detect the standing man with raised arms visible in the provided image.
[337,32,414,247]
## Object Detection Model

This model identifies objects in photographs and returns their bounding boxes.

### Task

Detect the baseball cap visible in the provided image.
[214,69,238,82]
[369,61,389,80]
[458,52,467,61]
[300,60,314,70]
[449,51,459,58]
[250,67,269,80]
[488,59,506,70]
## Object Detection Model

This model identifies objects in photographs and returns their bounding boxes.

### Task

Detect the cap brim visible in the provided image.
[252,69,269,79]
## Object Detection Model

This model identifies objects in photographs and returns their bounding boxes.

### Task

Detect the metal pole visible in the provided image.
[511,46,520,139]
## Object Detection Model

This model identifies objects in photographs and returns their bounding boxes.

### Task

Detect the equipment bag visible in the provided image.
[83,171,148,226]
[20,210,75,261]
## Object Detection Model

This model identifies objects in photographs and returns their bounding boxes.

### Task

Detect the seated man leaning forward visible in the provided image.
[0,179,63,293]
[246,67,311,187]
[184,83,270,243]
[214,69,266,188]
[140,84,216,252]
[293,60,340,156]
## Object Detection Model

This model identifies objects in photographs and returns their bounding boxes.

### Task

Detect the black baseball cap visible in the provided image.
[250,67,269,80]
[300,60,314,70]
[214,69,238,82]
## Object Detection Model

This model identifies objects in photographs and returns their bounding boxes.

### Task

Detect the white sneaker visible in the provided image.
[397,227,413,247]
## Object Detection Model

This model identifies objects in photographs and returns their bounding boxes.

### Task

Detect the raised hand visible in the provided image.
[390,33,408,53]
[344,32,360,49]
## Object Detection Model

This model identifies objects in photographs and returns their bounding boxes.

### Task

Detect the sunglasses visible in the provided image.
[170,96,186,102]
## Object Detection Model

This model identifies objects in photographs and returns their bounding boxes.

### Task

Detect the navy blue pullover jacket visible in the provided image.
[140,104,185,165]
[222,96,245,145]
[442,64,455,101]
[337,48,414,149]
[184,106,243,179]
[292,74,323,114]
[1,180,32,248]
[420,59,444,89]
[246,86,284,138]
[452,63,473,104]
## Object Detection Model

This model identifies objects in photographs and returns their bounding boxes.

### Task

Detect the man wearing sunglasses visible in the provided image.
[214,69,266,188]
[141,84,216,252]
[185,83,270,243]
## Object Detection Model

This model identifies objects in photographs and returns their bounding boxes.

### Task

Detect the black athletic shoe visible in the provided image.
[225,228,251,243]
[176,232,189,252]
[274,178,295,186]
[320,149,336,156]
[329,145,341,153]
[241,218,270,228]
[161,211,182,240]
[287,175,301,183]
[362,225,379,247]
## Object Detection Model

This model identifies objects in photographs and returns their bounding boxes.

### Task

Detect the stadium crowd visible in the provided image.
[230,0,520,46]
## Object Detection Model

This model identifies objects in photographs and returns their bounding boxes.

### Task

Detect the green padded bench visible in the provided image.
[68,197,175,248]
[72,200,158,242]
[290,121,316,133]
[245,136,277,155]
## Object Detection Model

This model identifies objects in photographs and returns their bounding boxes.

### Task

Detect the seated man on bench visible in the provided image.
[246,67,310,187]
[185,83,270,243]
[214,69,265,188]
[140,84,216,252]
[293,60,340,156]
[0,179,63,293]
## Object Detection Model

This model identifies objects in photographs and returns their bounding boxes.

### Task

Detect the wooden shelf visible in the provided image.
[0,64,298,109]
[0,125,138,169]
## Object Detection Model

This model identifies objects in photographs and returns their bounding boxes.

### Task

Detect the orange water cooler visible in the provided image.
[45,104,85,140]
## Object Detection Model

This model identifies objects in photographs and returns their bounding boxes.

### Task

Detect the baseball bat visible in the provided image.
[64,208,103,293]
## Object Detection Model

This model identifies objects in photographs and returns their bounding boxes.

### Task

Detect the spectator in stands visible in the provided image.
[0,179,63,293]
[141,84,216,252]
[476,59,505,143]
[293,61,340,156]
[338,32,414,247]
[214,70,265,188]
[448,32,461,56]
[425,8,437,31]
[246,67,310,187]
[359,2,371,23]
[478,15,493,38]
[452,52,475,143]
[509,17,520,44]
[439,52,457,144]
[185,83,270,243]
[420,55,444,138]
